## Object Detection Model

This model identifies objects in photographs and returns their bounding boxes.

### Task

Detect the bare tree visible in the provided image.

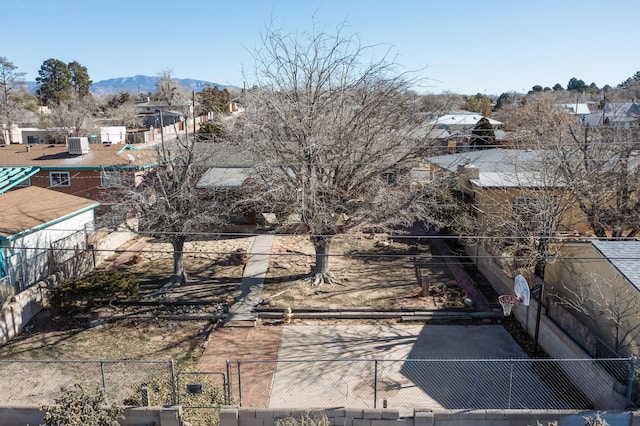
[227,23,448,285]
[554,269,640,355]
[555,125,640,238]
[0,57,36,144]
[155,69,190,106]
[503,92,575,149]
[469,151,577,279]
[108,135,230,287]
[41,96,99,139]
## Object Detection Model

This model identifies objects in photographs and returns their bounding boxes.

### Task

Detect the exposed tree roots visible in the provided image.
[310,271,341,287]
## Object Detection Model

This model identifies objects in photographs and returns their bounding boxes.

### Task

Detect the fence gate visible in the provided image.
[176,371,228,408]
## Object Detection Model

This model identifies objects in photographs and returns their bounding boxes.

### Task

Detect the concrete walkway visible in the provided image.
[226,234,275,323]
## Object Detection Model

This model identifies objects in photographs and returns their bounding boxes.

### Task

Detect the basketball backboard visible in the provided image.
[514,274,530,306]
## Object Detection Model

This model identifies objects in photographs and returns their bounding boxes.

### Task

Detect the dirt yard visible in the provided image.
[0,234,470,363]
[261,234,467,310]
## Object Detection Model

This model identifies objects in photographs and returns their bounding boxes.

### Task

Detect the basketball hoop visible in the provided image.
[498,295,520,316]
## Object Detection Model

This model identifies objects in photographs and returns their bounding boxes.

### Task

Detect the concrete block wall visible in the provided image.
[0,281,49,346]
[221,407,637,426]
[222,407,403,426]
[0,405,183,426]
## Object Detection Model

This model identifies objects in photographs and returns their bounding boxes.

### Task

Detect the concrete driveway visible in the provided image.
[258,324,564,416]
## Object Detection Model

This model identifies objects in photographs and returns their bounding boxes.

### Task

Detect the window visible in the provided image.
[382,172,397,185]
[100,171,121,187]
[15,177,31,187]
[50,172,70,187]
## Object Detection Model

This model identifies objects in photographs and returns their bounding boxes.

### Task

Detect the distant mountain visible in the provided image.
[24,75,234,96]
[90,75,232,95]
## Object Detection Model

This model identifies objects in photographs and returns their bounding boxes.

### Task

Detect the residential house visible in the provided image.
[0,186,99,306]
[0,141,158,201]
[428,148,588,235]
[545,240,640,357]
[424,111,504,152]
[583,102,640,128]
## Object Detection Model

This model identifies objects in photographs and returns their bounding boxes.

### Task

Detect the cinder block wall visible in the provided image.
[0,405,182,426]
[220,407,636,426]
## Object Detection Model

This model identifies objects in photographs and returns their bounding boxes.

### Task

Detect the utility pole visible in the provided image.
[193,91,197,135]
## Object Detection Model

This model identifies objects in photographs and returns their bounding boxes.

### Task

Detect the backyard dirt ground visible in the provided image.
[0,234,480,363]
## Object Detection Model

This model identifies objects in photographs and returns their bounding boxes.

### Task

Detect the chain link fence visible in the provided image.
[0,360,176,406]
[227,358,636,416]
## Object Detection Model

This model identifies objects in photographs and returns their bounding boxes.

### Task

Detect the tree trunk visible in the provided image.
[311,235,335,286]
[171,236,188,286]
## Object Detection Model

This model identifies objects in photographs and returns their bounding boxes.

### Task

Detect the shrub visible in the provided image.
[41,384,124,426]
[51,270,138,310]
[275,411,330,426]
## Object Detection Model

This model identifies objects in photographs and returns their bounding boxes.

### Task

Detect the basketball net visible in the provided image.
[498,295,520,316]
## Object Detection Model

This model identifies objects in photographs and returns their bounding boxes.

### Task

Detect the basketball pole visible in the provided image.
[531,283,544,358]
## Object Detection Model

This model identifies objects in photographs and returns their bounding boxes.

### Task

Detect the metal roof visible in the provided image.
[0,167,40,193]
[196,167,253,188]
[429,148,560,187]
[592,240,640,291]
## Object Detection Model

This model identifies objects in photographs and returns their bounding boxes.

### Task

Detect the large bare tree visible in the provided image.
[555,124,640,238]
[109,136,230,287]
[227,24,448,285]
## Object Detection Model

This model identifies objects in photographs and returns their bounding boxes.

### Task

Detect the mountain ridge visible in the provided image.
[23,75,235,95]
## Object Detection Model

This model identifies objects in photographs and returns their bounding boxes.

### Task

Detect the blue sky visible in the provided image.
[3,0,638,95]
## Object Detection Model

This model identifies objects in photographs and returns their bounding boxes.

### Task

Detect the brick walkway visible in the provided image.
[198,325,283,406]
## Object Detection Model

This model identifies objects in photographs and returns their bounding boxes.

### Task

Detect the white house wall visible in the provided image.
[3,210,95,288]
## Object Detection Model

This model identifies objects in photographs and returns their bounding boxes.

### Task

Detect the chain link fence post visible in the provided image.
[626,356,637,408]
[237,361,243,407]
[169,359,177,405]
[373,359,378,409]
[226,359,232,405]
[100,360,108,403]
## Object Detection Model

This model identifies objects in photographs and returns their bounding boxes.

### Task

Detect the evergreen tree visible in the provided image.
[68,61,92,98]
[470,117,496,149]
[36,58,73,105]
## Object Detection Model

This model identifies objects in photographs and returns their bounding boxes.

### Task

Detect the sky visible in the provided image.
[3,0,638,96]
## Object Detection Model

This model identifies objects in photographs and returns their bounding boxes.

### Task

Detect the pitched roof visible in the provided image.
[592,240,640,292]
[0,143,158,170]
[0,187,99,239]
[426,112,503,128]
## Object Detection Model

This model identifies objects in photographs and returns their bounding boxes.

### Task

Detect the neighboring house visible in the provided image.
[583,102,640,128]
[135,99,187,129]
[0,141,158,201]
[0,186,99,306]
[425,111,503,133]
[559,102,592,121]
[424,111,503,152]
[545,240,640,356]
[428,148,588,234]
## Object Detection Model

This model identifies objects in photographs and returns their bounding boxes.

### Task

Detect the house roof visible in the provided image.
[0,167,39,193]
[559,103,591,115]
[429,148,557,188]
[0,187,99,239]
[592,240,640,291]
[426,113,502,128]
[197,167,253,188]
[0,143,157,170]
